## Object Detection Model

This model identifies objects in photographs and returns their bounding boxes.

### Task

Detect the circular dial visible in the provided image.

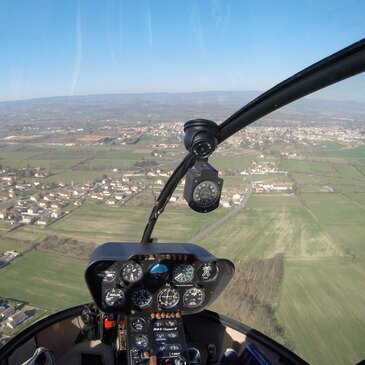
[132,288,153,309]
[95,262,117,282]
[134,334,149,350]
[130,317,147,332]
[192,181,220,208]
[121,262,143,283]
[104,288,125,307]
[197,262,219,282]
[157,288,180,309]
[173,264,194,283]
[183,287,205,308]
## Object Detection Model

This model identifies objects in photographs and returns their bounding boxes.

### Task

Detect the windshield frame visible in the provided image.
[141,38,365,244]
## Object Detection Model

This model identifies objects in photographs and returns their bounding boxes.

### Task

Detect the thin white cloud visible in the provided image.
[146,1,153,48]
[107,0,119,68]
[70,6,82,95]
[190,1,206,59]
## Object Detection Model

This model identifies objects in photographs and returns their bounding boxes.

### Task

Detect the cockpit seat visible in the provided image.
[20,348,56,365]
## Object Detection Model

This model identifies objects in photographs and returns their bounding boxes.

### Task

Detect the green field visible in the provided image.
[200,189,365,364]
[210,151,257,170]
[346,192,365,208]
[1,141,365,364]
[280,159,311,173]
[251,173,292,183]
[334,164,364,179]
[277,257,365,365]
[220,175,248,191]
[44,170,115,184]
[310,161,337,174]
[155,206,227,242]
[0,251,90,311]
[0,237,34,253]
[47,202,150,243]
[201,194,341,260]
[323,144,365,162]
[302,193,365,226]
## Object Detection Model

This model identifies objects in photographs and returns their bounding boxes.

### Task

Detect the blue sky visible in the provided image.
[0,0,364,101]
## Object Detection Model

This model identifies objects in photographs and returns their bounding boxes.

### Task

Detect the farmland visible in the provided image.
[0,251,90,311]
[277,257,365,364]
[0,127,364,364]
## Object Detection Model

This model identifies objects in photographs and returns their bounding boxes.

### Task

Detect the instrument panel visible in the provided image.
[85,242,235,315]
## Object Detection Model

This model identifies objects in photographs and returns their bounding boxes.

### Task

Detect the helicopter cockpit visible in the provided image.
[0,38,364,365]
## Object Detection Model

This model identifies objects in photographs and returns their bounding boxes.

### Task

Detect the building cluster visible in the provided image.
[245,160,288,175]
[223,125,364,149]
[0,251,20,268]
[0,300,35,331]
[0,170,73,225]
[0,166,176,226]
[89,175,145,205]
[252,182,293,193]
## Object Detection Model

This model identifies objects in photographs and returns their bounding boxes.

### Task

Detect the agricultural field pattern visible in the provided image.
[0,95,364,365]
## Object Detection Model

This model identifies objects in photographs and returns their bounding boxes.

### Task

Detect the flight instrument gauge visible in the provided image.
[104,288,125,307]
[192,181,220,208]
[130,317,147,332]
[95,262,117,282]
[132,288,153,309]
[183,287,205,308]
[134,334,149,350]
[197,261,218,282]
[121,262,143,283]
[157,288,180,309]
[173,264,194,283]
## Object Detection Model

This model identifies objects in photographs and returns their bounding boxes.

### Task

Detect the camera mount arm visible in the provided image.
[141,154,195,243]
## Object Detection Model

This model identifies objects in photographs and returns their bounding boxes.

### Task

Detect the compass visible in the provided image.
[192,181,220,208]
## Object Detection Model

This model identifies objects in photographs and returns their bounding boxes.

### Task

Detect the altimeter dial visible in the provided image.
[121,262,143,283]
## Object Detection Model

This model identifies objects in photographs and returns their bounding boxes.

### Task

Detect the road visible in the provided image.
[189,172,252,243]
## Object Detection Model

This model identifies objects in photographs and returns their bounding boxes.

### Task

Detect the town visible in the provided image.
[0,120,364,338]
[1,122,363,229]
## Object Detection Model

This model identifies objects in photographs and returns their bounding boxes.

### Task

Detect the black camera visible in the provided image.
[183,119,219,159]
[183,119,223,213]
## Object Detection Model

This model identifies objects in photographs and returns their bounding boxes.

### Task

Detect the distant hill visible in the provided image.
[0,91,364,126]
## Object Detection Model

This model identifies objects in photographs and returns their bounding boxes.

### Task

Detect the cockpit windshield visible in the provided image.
[0,2,364,364]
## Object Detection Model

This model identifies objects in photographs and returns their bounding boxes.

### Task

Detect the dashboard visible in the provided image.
[85,242,235,315]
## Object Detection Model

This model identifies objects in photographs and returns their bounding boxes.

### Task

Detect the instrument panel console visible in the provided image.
[85,242,234,315]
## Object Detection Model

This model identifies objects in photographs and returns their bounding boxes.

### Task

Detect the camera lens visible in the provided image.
[183,119,219,158]
[192,141,212,157]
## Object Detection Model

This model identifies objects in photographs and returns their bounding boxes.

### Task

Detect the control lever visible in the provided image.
[75,303,100,343]
[206,344,218,365]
